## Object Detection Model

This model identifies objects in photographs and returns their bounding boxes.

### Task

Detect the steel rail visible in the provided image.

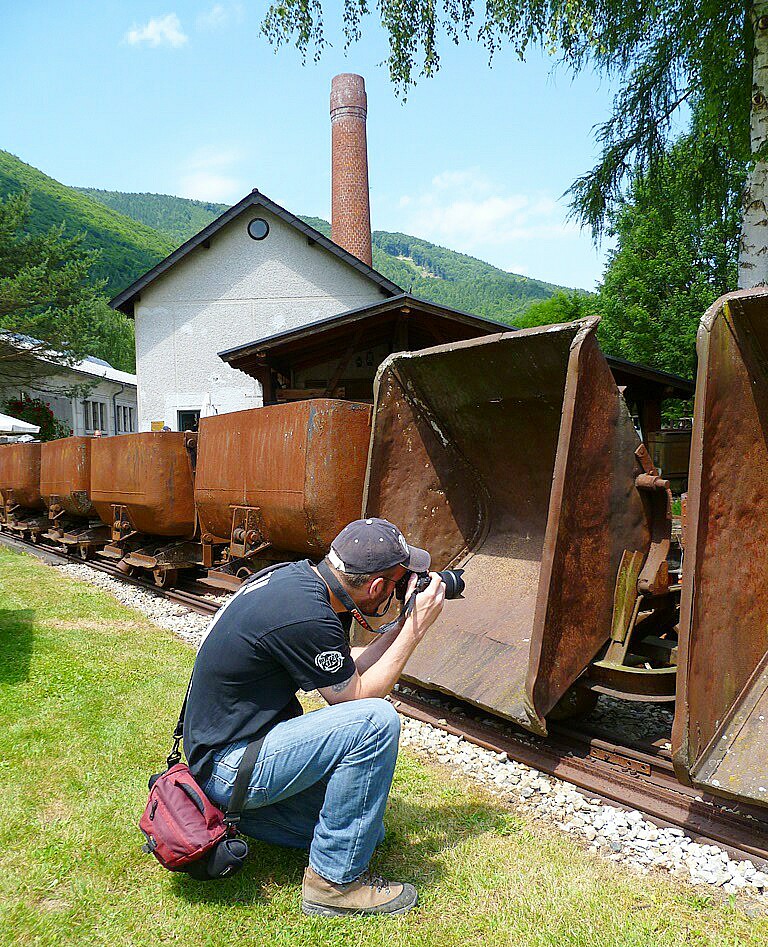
[391,688,768,869]
[0,531,220,616]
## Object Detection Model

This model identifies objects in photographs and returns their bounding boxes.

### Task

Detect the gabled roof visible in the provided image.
[109,189,403,316]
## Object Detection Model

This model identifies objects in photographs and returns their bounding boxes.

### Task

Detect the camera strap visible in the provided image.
[316,559,412,636]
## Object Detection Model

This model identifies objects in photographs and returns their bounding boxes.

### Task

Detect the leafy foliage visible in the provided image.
[75,188,230,245]
[595,120,743,379]
[514,291,596,329]
[521,110,744,380]
[0,190,135,391]
[2,396,71,440]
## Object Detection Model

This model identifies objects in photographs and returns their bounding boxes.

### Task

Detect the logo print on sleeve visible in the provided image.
[315,651,344,673]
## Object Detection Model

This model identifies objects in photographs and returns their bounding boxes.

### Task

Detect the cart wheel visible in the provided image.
[79,546,91,561]
[153,568,178,588]
[29,532,39,544]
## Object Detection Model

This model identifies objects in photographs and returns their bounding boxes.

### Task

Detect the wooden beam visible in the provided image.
[325,326,364,397]
[393,312,409,352]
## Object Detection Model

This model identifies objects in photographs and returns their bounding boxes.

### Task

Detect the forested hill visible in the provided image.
[75,188,230,245]
[75,189,572,321]
[0,152,176,294]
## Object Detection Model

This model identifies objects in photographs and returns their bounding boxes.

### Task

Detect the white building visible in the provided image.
[111,190,400,432]
[7,353,137,436]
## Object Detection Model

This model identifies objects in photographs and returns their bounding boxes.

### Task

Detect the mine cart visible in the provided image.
[364,319,677,734]
[673,289,768,809]
[0,442,46,540]
[90,432,197,585]
[39,436,106,554]
[195,399,372,588]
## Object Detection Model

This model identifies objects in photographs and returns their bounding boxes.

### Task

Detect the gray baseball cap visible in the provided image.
[328,518,431,575]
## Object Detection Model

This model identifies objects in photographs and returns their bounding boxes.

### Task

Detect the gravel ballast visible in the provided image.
[52,558,768,900]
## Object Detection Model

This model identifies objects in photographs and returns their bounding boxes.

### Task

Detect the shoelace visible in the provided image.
[358,870,392,893]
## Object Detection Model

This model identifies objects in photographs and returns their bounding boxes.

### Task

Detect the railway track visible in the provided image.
[392,685,768,868]
[0,531,220,617]
[5,529,768,868]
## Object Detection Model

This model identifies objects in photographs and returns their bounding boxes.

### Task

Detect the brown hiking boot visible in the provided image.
[301,866,418,916]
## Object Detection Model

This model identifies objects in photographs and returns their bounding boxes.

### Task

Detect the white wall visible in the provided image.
[132,206,386,431]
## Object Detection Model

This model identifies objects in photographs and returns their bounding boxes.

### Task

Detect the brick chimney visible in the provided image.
[330,73,372,267]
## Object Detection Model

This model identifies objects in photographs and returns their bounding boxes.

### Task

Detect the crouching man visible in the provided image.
[183,518,445,916]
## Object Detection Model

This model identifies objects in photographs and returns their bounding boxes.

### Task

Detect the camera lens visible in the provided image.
[437,569,465,599]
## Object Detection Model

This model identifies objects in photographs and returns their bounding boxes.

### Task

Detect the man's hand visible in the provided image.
[404,572,445,642]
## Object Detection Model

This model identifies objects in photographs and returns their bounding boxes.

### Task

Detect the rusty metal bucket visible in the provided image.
[0,442,43,512]
[672,289,768,806]
[195,399,372,558]
[364,320,663,734]
[90,433,197,538]
[40,436,94,519]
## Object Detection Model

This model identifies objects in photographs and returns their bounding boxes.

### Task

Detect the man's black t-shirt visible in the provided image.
[183,560,356,781]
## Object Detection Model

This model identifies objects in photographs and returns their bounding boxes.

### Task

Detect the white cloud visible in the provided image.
[197,3,244,31]
[124,13,188,48]
[177,146,244,202]
[397,170,577,249]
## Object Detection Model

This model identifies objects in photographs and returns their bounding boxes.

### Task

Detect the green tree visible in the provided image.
[0,191,134,395]
[262,0,768,286]
[514,290,596,329]
[595,116,744,380]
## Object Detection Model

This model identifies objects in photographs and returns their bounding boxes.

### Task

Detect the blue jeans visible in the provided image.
[202,697,400,884]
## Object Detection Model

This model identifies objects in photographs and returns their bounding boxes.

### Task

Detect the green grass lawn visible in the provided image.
[1,544,766,946]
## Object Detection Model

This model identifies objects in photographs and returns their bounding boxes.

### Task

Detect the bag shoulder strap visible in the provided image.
[223,737,265,826]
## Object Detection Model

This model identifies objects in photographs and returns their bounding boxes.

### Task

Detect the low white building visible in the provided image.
[7,353,137,436]
[111,191,400,432]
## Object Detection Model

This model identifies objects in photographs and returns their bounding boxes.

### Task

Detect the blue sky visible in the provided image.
[1,2,624,289]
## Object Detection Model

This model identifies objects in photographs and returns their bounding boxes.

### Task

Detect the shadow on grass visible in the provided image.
[0,608,35,684]
[173,795,522,907]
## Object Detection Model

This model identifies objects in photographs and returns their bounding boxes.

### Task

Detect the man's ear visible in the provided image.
[367,576,386,599]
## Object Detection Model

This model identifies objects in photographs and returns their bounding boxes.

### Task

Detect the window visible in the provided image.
[177,410,200,432]
[247,217,269,240]
[116,404,135,434]
[83,400,106,434]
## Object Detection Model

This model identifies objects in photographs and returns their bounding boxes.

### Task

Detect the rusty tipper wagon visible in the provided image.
[0,442,45,540]
[195,399,372,588]
[39,436,99,549]
[673,288,768,807]
[90,432,198,584]
[364,320,677,734]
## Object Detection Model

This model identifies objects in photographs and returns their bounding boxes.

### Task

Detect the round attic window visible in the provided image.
[247,217,269,241]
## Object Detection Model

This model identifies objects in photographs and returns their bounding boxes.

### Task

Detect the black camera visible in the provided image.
[396,569,465,601]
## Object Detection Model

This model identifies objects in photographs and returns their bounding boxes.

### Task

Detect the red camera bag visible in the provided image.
[139,763,232,870]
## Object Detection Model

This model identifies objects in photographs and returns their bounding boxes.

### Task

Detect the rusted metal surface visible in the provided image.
[40,436,94,518]
[90,433,197,538]
[364,320,663,735]
[673,289,768,807]
[195,399,372,557]
[0,442,43,511]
